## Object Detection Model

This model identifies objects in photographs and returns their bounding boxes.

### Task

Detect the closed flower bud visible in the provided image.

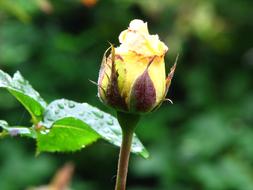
[98,19,176,114]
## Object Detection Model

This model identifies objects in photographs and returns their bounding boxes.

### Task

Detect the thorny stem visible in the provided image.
[115,112,140,190]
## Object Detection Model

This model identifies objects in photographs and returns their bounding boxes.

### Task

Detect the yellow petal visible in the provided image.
[116,19,168,56]
[148,56,166,106]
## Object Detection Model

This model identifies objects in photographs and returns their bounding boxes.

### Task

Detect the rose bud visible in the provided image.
[97,19,176,114]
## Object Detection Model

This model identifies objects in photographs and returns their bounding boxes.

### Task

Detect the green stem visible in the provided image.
[115,112,140,190]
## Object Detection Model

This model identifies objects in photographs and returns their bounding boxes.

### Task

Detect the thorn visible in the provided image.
[107,41,114,47]
[164,98,173,104]
[111,175,117,182]
[174,53,179,67]
[89,79,106,95]
[102,44,113,67]
[89,79,98,86]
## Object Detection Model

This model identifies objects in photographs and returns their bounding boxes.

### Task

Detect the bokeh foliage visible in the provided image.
[0,0,253,189]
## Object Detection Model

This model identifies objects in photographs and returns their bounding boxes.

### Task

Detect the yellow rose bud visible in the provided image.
[98,19,176,114]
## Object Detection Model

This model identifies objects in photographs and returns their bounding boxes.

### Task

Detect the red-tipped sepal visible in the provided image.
[106,46,127,111]
[165,55,178,95]
[97,45,127,111]
[129,69,156,113]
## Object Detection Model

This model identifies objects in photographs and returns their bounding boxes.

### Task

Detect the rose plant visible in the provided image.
[98,19,176,190]
[0,19,176,190]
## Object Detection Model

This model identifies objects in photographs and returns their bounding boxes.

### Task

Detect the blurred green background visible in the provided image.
[0,0,253,189]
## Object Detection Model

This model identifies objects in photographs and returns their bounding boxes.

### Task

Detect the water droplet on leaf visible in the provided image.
[92,110,104,118]
[68,101,75,108]
[79,111,85,117]
[106,118,114,125]
[46,117,54,122]
[40,129,50,135]
[55,109,60,114]
[111,127,121,136]
[58,103,64,109]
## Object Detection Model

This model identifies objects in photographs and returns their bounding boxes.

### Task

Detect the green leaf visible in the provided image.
[38,99,149,158]
[37,117,100,152]
[0,120,36,138]
[0,70,149,158]
[0,70,47,123]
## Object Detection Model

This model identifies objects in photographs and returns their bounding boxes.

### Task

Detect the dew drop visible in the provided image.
[68,101,75,108]
[46,117,54,122]
[92,110,104,118]
[106,118,114,125]
[40,129,50,135]
[111,128,121,136]
[102,128,110,134]
[33,91,39,97]
[57,103,64,109]
[17,79,24,84]
[79,111,85,117]
[54,109,60,115]
[132,140,139,148]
